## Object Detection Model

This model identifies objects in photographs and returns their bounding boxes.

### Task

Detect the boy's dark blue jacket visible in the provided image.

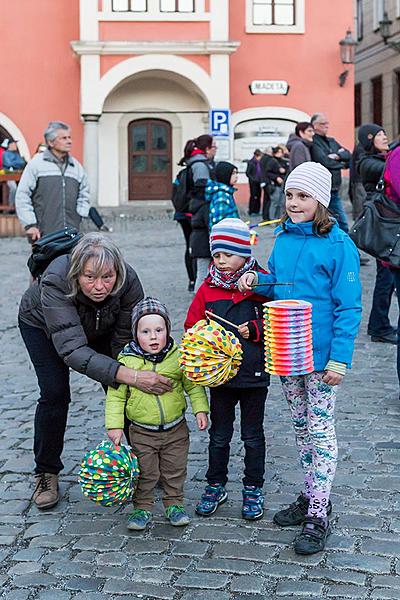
[184,262,271,388]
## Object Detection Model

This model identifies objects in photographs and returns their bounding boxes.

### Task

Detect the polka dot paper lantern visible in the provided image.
[263,300,314,376]
[78,440,140,507]
[179,318,243,387]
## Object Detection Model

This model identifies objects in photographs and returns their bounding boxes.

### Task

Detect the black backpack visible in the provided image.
[171,159,210,214]
[27,226,83,279]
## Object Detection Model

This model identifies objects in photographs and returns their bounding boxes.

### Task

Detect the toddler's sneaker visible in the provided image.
[294,515,331,555]
[165,505,191,527]
[127,509,152,531]
[242,485,264,520]
[195,483,227,516]
[273,493,333,527]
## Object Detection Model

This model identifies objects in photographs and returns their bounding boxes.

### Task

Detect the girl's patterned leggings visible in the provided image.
[280,371,337,519]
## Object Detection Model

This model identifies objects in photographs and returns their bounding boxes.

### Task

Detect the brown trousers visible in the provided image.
[129,420,189,511]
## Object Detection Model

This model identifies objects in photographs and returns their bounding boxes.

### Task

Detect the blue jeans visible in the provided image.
[330,190,349,233]
[206,386,267,487]
[367,260,395,337]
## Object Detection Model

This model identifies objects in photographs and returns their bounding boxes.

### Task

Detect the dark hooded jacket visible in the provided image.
[19,254,144,386]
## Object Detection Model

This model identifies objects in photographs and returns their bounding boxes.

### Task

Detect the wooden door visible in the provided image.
[128,119,172,200]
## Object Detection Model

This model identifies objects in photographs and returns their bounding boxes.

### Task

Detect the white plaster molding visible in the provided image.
[210,54,230,107]
[71,40,240,55]
[210,0,229,41]
[97,11,210,21]
[0,112,30,160]
[80,55,101,116]
[231,106,311,128]
[245,0,305,34]
[96,54,217,113]
[80,0,99,41]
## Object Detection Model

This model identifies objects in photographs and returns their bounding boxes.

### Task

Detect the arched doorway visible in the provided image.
[128,118,172,200]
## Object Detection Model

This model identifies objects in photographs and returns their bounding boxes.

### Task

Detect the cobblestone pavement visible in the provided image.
[0,216,399,600]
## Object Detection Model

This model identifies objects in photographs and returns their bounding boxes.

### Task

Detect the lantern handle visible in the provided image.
[205,310,240,330]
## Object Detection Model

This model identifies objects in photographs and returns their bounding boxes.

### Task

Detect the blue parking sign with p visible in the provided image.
[210,109,230,137]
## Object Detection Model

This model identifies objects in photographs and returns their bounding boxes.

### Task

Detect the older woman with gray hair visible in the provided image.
[15,120,90,242]
[18,233,173,510]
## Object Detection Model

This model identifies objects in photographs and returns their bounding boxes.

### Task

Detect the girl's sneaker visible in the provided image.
[294,515,331,555]
[127,509,152,531]
[273,493,332,527]
[195,484,227,516]
[242,485,264,520]
[165,505,191,527]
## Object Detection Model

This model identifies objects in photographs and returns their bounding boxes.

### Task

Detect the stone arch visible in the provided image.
[0,112,30,159]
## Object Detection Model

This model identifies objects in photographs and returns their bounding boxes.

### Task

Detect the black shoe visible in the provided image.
[187,281,195,292]
[294,516,331,555]
[371,332,397,344]
[273,493,332,527]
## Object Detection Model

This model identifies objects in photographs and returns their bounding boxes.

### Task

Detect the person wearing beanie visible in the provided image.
[356,125,397,345]
[238,162,362,555]
[205,162,239,246]
[185,218,271,523]
[106,297,209,531]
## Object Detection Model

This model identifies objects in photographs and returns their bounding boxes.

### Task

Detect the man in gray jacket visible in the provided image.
[16,121,90,241]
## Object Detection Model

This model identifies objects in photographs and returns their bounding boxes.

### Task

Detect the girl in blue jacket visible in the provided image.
[239,161,362,555]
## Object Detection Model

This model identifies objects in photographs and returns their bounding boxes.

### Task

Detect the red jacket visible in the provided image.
[185,266,271,388]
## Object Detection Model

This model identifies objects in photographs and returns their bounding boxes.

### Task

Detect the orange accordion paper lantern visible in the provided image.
[263,299,314,376]
[179,319,243,387]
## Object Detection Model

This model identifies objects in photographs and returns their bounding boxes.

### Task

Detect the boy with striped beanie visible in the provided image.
[184,218,271,521]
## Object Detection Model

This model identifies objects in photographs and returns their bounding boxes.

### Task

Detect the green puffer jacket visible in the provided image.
[105,343,209,429]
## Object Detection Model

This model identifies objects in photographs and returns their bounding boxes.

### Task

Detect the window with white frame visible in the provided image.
[373,0,384,31]
[160,0,194,12]
[356,0,363,41]
[112,0,147,10]
[246,0,304,34]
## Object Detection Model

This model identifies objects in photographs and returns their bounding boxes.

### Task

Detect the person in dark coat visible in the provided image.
[260,151,283,220]
[310,113,351,232]
[286,122,314,172]
[18,233,173,510]
[245,149,263,215]
[357,123,396,345]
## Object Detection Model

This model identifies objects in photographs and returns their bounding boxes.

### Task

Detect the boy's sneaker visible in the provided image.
[294,516,331,555]
[165,505,191,527]
[195,484,227,516]
[242,485,264,521]
[127,509,152,531]
[273,493,332,527]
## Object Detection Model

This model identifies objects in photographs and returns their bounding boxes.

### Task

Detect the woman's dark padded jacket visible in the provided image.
[357,151,386,196]
[19,254,144,386]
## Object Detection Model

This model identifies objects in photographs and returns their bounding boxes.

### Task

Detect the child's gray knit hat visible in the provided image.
[131,297,171,342]
[284,161,332,208]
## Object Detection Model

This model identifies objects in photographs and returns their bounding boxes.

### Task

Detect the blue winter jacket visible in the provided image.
[255,219,362,371]
[205,180,239,229]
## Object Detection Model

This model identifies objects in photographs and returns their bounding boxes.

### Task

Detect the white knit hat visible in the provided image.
[284,162,332,208]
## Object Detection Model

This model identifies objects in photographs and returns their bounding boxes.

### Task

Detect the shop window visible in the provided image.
[246,0,304,33]
[371,75,383,125]
[234,118,296,172]
[355,83,362,128]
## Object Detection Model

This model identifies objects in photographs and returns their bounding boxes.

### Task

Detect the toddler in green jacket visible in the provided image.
[106,297,209,531]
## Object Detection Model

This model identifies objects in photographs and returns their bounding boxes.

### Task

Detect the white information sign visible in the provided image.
[249,80,289,95]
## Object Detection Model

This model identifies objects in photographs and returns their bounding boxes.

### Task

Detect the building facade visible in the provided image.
[355,0,400,139]
[2,0,354,206]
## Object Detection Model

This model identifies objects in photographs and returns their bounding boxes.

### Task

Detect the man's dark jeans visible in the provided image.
[248,180,261,214]
[206,386,268,488]
[329,190,349,233]
[367,260,395,338]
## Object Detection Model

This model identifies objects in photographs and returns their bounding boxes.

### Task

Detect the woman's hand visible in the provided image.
[238,322,250,339]
[322,370,343,386]
[107,428,123,445]
[238,272,256,292]
[196,412,208,430]
[117,366,173,394]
